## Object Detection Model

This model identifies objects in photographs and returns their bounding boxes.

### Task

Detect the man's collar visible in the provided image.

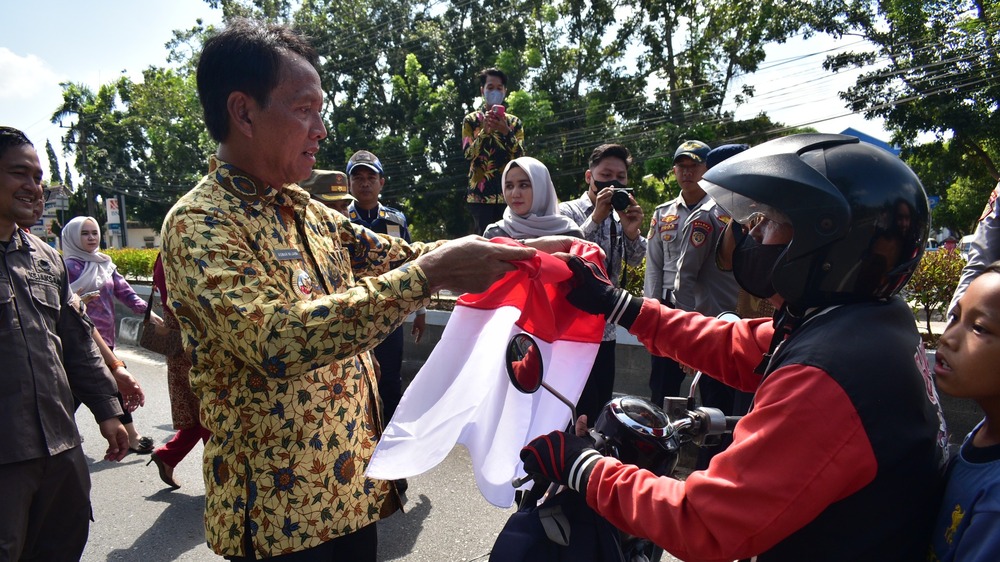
[208,155,311,210]
[2,229,35,252]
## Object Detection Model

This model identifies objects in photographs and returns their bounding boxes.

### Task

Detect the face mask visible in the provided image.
[731,234,787,299]
[593,179,627,190]
[484,90,505,108]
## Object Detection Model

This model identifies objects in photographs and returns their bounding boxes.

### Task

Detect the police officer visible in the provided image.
[669,141,744,469]
[644,140,711,406]
[346,150,426,429]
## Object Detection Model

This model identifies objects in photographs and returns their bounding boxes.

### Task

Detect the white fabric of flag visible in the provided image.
[366,240,606,507]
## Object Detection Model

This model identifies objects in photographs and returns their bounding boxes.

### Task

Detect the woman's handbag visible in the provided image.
[138,286,183,357]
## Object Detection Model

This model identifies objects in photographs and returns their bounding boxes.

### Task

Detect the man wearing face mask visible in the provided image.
[521,134,947,562]
[559,143,646,423]
[462,68,525,235]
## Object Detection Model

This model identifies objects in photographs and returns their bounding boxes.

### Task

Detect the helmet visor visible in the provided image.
[702,180,791,227]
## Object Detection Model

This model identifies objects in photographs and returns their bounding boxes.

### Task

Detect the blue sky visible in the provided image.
[0,0,222,179]
[0,1,888,181]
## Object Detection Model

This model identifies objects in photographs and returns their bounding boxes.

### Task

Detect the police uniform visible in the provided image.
[672,197,740,315]
[643,195,706,404]
[672,196,744,469]
[348,202,417,422]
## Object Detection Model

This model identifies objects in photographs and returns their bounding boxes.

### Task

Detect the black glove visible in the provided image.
[520,430,603,495]
[565,256,642,328]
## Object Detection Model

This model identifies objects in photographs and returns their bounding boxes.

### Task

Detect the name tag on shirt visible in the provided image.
[386,225,402,238]
[275,248,303,261]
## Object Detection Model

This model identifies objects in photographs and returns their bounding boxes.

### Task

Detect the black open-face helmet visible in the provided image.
[701,133,929,309]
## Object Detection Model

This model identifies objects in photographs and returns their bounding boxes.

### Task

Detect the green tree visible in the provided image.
[44,140,63,186]
[824,0,1000,234]
[907,248,965,336]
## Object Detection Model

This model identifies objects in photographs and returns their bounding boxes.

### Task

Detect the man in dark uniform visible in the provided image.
[0,126,129,560]
[346,150,426,428]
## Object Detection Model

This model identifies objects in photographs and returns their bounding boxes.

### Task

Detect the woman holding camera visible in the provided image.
[483,156,582,240]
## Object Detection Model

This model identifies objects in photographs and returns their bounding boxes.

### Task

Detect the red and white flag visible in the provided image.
[366,240,606,507]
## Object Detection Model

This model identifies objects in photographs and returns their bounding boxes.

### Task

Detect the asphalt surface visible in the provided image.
[75,345,529,562]
[76,316,971,562]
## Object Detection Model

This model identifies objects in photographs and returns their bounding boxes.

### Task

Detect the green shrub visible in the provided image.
[103,248,159,281]
[906,249,965,335]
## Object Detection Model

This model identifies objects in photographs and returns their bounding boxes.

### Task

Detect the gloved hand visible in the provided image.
[520,430,603,495]
[565,256,642,328]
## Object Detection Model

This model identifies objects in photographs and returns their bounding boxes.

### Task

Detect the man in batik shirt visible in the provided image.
[462,67,525,234]
[160,20,533,561]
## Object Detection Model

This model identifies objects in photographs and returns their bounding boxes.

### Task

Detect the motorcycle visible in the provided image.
[491,331,741,562]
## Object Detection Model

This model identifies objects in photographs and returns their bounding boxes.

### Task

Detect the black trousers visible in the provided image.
[375,326,405,424]
[228,522,377,562]
[649,354,687,408]
[576,340,617,424]
[0,446,91,562]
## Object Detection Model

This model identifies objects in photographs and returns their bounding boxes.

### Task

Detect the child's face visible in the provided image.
[935,271,1000,401]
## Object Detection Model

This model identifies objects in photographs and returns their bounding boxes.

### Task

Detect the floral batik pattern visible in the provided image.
[462,110,525,204]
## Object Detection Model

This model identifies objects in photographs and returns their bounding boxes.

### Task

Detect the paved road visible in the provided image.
[77,345,522,562]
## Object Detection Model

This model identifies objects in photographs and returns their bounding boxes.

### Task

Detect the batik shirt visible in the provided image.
[462,110,525,204]
[160,156,440,558]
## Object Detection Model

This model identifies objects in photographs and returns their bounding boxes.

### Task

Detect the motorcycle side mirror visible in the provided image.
[687,311,742,408]
[506,333,544,393]
[505,333,576,419]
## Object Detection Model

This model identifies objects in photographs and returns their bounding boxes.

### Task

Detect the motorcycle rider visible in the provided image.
[521,134,948,561]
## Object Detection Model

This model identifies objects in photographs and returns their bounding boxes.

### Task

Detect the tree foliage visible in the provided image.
[906,248,965,335]
[47,0,907,238]
[823,0,1000,235]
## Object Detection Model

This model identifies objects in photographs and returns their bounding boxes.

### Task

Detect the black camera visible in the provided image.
[610,188,634,212]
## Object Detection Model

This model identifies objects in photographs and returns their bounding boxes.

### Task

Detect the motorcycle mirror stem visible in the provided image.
[505,333,577,420]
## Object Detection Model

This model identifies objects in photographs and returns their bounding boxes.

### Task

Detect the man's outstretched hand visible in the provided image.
[416,235,535,294]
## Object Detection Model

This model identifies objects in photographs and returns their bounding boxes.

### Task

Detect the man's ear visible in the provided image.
[584,169,592,186]
[227,92,255,138]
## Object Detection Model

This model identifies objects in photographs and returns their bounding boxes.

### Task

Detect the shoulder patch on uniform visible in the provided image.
[690,220,712,247]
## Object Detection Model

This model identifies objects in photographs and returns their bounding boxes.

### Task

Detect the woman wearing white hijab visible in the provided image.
[61,215,159,454]
[483,157,583,240]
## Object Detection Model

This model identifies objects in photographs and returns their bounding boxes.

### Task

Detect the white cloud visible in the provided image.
[0,48,62,101]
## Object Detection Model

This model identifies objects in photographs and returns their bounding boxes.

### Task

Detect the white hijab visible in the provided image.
[499,157,580,238]
[61,215,116,294]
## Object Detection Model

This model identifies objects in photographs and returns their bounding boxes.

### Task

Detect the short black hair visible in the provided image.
[588,143,632,169]
[479,68,508,87]
[986,261,1000,276]
[0,126,33,161]
[197,18,319,142]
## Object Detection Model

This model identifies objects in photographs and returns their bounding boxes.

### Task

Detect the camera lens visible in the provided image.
[611,189,631,212]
